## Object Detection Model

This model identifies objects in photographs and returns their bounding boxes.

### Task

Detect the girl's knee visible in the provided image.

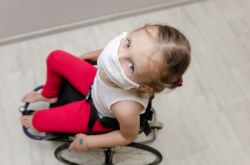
[46,50,66,66]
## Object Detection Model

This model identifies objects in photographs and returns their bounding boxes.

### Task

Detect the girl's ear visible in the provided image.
[139,85,154,93]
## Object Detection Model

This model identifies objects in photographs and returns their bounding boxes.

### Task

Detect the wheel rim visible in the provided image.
[112,143,162,165]
[55,143,106,165]
[55,143,162,165]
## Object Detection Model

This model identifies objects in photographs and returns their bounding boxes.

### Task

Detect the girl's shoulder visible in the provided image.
[110,99,145,118]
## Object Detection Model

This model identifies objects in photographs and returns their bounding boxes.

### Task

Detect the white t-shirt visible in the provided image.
[91,70,149,118]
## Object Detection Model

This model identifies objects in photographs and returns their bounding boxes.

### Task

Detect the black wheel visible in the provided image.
[112,143,162,165]
[55,143,106,165]
[55,142,162,165]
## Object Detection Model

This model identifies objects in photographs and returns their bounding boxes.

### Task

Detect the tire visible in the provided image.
[113,143,163,165]
[55,142,162,165]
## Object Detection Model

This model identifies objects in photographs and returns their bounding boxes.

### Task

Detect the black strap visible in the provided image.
[88,101,120,134]
[100,117,119,130]
[88,103,99,135]
[140,98,153,135]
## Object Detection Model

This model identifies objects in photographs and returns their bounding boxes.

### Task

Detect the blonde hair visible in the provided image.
[145,24,191,93]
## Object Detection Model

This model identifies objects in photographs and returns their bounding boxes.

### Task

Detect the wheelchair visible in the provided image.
[19,65,164,165]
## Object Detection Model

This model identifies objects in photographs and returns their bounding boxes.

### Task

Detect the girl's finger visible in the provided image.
[73,134,80,141]
[68,142,74,151]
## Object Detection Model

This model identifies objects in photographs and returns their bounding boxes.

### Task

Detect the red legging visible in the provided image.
[32,50,113,133]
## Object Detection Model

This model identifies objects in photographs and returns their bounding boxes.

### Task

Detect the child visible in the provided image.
[20,24,191,152]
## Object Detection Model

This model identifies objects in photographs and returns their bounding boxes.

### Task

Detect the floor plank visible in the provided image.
[0,0,250,164]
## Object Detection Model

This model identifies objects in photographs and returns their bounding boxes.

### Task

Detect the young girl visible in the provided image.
[20,24,191,152]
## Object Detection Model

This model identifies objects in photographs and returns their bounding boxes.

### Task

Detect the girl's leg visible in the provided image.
[20,50,111,133]
[42,50,97,98]
[22,50,96,103]
[29,100,112,133]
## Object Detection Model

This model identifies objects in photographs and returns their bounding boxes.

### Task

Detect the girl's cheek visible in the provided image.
[120,61,128,74]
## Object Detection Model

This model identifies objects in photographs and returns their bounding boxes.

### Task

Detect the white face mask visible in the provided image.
[97,32,140,90]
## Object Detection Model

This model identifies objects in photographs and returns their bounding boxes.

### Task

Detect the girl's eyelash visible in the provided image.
[128,63,135,72]
[125,39,131,48]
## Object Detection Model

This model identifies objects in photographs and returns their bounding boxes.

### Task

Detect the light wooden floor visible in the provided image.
[1,0,250,164]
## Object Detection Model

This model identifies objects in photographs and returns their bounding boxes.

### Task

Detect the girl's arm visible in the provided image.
[68,101,143,151]
[88,101,143,148]
[78,49,102,61]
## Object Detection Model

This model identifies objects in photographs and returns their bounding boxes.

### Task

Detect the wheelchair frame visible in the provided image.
[19,82,163,165]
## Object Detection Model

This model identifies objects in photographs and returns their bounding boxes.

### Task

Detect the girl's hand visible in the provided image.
[68,134,89,152]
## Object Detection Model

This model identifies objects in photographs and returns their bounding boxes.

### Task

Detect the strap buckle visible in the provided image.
[85,84,92,102]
